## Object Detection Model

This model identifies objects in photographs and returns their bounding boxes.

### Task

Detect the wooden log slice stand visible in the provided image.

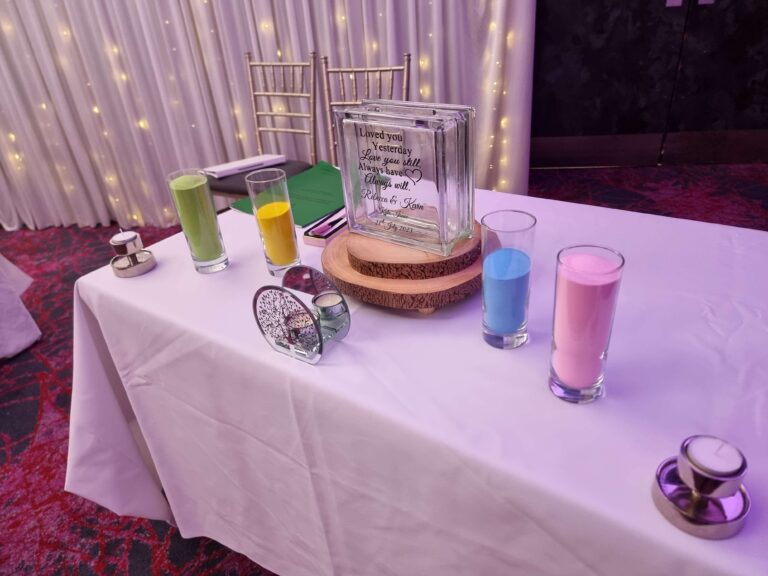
[321,223,482,314]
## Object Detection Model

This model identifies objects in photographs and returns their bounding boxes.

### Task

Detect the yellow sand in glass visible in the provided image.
[256,201,298,265]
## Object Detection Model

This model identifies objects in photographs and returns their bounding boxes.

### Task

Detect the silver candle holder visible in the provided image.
[253,265,351,364]
[109,230,156,278]
[652,435,751,539]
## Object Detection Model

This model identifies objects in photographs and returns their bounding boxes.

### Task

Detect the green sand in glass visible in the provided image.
[169,174,223,262]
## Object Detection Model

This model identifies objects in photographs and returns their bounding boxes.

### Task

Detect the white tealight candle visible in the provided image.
[686,436,744,476]
[111,230,138,244]
[314,292,343,308]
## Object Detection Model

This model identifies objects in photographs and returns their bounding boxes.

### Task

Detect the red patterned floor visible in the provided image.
[0,163,766,575]
[529,163,768,231]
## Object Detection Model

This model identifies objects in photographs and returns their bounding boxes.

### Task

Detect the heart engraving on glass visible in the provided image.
[404,168,423,185]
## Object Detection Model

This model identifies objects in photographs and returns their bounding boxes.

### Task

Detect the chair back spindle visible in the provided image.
[244,51,317,165]
[321,53,411,165]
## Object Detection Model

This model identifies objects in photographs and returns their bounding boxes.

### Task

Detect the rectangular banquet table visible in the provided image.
[66,190,768,576]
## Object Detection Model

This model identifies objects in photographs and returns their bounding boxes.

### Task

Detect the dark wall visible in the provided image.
[532,1,683,137]
[670,0,768,132]
[531,0,768,140]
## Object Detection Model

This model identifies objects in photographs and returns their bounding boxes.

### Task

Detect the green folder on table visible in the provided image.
[231,161,345,227]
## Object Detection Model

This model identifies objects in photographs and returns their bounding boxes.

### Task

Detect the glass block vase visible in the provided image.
[334,101,475,256]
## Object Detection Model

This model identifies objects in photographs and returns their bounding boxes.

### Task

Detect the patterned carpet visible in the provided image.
[1,163,766,575]
[529,163,768,231]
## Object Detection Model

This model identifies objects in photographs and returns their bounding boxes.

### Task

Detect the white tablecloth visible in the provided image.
[66,191,768,576]
[0,253,41,358]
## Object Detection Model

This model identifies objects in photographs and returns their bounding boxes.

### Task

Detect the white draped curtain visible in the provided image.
[0,0,535,230]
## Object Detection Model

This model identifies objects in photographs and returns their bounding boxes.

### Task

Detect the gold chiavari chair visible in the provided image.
[321,53,411,165]
[245,51,317,165]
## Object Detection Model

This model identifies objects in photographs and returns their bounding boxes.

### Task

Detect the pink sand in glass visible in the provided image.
[551,253,622,389]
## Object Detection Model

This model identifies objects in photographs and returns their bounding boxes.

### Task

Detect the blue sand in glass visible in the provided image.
[483,248,531,334]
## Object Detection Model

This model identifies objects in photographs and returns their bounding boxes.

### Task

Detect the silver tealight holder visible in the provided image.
[109,230,156,278]
[253,265,351,364]
[652,435,751,539]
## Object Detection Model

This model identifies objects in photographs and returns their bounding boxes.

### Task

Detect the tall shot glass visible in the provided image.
[167,169,229,273]
[245,168,301,277]
[549,245,625,403]
[481,210,537,349]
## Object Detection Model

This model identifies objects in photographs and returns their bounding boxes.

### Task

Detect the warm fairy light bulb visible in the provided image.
[419,85,431,98]
[237,132,245,140]
[120,72,128,82]
[92,105,100,114]
[502,138,508,145]
[61,28,71,39]
[276,49,282,58]
[419,56,429,70]
[500,179,508,187]
[13,153,21,161]
[371,41,378,51]
[111,44,119,54]
[2,21,13,34]
[506,30,515,48]
[103,130,109,137]
[40,103,47,110]
[164,19,170,25]
[428,32,433,38]
[8,133,16,142]
[260,21,271,31]
[500,117,509,129]
[500,156,508,166]
[137,119,149,130]
[489,21,497,32]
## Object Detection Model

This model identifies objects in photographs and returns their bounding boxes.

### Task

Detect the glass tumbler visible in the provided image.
[549,245,625,403]
[245,168,300,276]
[481,210,537,349]
[167,169,229,273]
